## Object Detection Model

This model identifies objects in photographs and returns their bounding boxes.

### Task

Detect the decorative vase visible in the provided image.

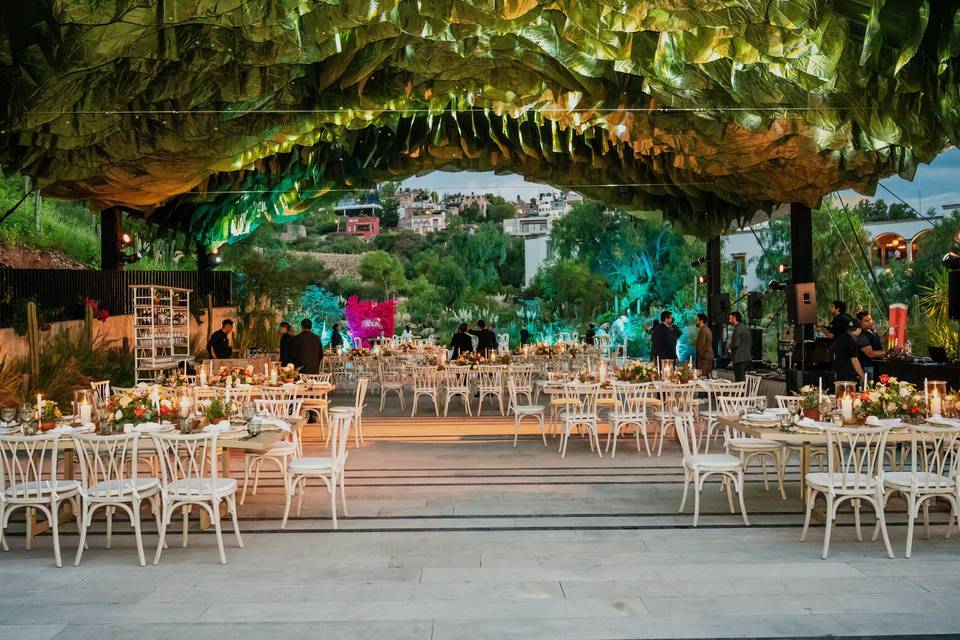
[802,408,820,421]
[39,421,56,432]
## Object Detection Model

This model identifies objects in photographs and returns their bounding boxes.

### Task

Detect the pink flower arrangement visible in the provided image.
[344,296,396,347]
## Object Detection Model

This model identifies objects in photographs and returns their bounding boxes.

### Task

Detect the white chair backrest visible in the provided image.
[746,374,762,397]
[821,424,891,492]
[611,381,655,418]
[90,380,111,405]
[260,386,300,401]
[328,412,353,472]
[776,395,802,411]
[497,333,510,353]
[151,432,219,493]
[476,365,503,389]
[445,367,471,389]
[560,382,599,417]
[300,373,332,385]
[507,364,534,388]
[657,383,698,415]
[411,367,439,390]
[353,337,364,348]
[0,433,61,500]
[354,377,369,412]
[255,399,303,419]
[673,413,699,461]
[908,424,960,491]
[72,433,140,500]
[717,395,766,417]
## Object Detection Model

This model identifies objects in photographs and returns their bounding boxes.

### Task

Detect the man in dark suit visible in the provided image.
[329,323,344,352]
[584,323,596,346]
[207,319,233,359]
[291,318,323,374]
[449,323,473,358]
[469,319,498,356]
[650,311,678,361]
[278,322,295,366]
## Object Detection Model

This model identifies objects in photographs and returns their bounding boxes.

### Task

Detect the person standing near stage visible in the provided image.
[694,313,714,377]
[855,311,885,384]
[650,311,678,361]
[450,323,473,359]
[207,319,233,359]
[584,323,596,346]
[819,300,852,342]
[278,321,296,366]
[291,318,323,374]
[728,311,751,382]
[832,318,866,386]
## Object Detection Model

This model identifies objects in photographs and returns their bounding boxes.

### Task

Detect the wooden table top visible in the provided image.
[718,416,916,445]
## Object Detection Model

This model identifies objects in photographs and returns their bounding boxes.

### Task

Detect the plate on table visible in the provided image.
[202,422,235,433]
[927,416,960,428]
[133,422,174,433]
[743,413,780,423]
[50,424,95,435]
[864,416,906,429]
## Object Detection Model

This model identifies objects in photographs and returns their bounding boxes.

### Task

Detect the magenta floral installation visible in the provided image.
[344,296,396,347]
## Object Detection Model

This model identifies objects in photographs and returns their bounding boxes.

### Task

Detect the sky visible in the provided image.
[401,147,960,213]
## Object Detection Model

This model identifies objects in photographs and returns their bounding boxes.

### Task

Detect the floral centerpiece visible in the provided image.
[795,385,823,419]
[576,369,598,383]
[348,347,371,361]
[674,363,695,384]
[397,342,418,353]
[492,353,512,365]
[455,351,487,368]
[855,375,925,423]
[279,363,299,383]
[158,370,191,386]
[39,400,61,431]
[204,397,230,424]
[532,343,557,356]
[614,360,658,383]
[105,390,173,425]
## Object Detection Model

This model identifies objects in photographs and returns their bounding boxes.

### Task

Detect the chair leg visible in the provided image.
[153,504,169,565]
[240,455,253,505]
[922,500,931,540]
[182,506,189,548]
[693,473,701,527]
[875,495,895,559]
[801,488,814,542]
[539,415,547,446]
[228,496,244,548]
[775,449,787,500]
[853,498,862,542]
[132,500,146,567]
[282,474,294,529]
[339,471,349,517]
[725,477,735,514]
[50,502,62,568]
[25,507,32,551]
[252,460,262,496]
[821,495,835,559]
[736,472,750,526]
[74,506,89,567]
[211,502,227,565]
[513,416,520,447]
[679,470,690,512]
[106,505,113,549]
[905,494,917,559]
[330,478,338,530]
[297,478,306,516]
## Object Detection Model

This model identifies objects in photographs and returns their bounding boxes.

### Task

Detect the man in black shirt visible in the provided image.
[450,323,473,358]
[519,328,531,346]
[650,311,678,361]
[207,319,233,359]
[855,311,885,383]
[469,319,498,356]
[819,300,852,342]
[278,322,295,366]
[291,318,323,374]
[584,323,596,346]
[329,323,344,352]
[831,318,866,385]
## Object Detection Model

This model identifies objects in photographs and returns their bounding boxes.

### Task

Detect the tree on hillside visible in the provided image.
[377,181,401,227]
[535,259,609,320]
[485,194,516,223]
[358,250,406,299]
[447,222,510,290]
[432,257,468,306]
[850,198,918,222]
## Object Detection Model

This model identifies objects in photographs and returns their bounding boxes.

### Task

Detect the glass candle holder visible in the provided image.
[834,381,858,424]
[927,380,947,417]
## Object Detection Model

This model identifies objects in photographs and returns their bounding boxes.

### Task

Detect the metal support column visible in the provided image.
[100,207,123,271]
[197,240,214,272]
[706,236,723,358]
[790,202,814,344]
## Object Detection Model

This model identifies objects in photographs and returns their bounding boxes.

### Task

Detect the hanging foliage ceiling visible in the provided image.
[1,1,958,241]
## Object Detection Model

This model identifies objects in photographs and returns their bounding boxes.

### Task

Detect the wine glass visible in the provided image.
[1,407,16,425]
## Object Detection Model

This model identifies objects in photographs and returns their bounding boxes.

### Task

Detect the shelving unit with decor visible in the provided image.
[130,285,193,384]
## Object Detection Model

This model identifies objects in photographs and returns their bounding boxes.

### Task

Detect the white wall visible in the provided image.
[524,235,549,287]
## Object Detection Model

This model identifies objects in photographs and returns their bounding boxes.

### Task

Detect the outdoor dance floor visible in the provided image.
[4,412,960,639]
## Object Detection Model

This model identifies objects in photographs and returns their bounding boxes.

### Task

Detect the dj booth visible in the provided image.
[874,360,960,389]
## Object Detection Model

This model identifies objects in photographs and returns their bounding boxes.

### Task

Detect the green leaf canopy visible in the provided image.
[1,1,958,241]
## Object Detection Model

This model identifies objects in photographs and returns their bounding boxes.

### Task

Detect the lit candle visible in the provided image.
[79,401,92,425]
[151,385,160,410]
[36,394,42,424]
[270,368,278,385]
[264,363,269,377]
[598,361,607,383]
[225,382,231,405]
[840,395,853,422]
[179,396,192,418]
[818,377,823,404]
[931,390,943,417]
[199,366,207,386]
[924,378,929,410]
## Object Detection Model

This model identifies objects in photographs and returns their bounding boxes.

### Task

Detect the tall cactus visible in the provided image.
[84,301,94,349]
[26,301,40,384]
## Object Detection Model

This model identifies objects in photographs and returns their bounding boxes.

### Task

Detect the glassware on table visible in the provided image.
[19,403,34,425]
[1,407,16,425]
[242,402,256,422]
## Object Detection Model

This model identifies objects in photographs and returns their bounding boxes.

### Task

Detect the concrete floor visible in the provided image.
[3,395,960,639]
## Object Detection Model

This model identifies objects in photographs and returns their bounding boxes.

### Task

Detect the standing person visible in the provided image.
[400,325,414,341]
[207,319,233,359]
[855,311,885,384]
[519,328,531,347]
[832,318,866,386]
[291,318,323,374]
[819,300,852,342]
[694,313,714,376]
[329,323,344,352]
[450,323,473,358]
[584,323,596,346]
[278,321,295,366]
[728,311,751,382]
[650,312,678,361]
[469,319,497,356]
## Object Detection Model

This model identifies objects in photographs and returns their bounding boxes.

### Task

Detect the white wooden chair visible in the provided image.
[150,432,243,565]
[674,413,749,527]
[506,364,535,413]
[800,423,894,560]
[240,400,304,504]
[410,366,441,417]
[299,373,332,385]
[653,383,699,456]
[507,377,546,447]
[443,367,473,417]
[606,382,654,458]
[329,377,368,447]
[745,373,762,398]
[90,380,111,405]
[497,333,510,354]
[558,383,601,458]
[475,365,505,416]
[282,411,353,529]
[718,395,787,500]
[0,433,82,567]
[873,423,960,558]
[259,386,300,401]
[700,380,745,451]
[71,433,162,566]
[775,395,802,411]
[379,363,406,412]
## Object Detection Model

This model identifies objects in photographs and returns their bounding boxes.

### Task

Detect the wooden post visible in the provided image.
[100,207,123,271]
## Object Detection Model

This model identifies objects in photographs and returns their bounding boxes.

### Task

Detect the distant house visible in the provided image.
[402,211,447,235]
[345,216,381,239]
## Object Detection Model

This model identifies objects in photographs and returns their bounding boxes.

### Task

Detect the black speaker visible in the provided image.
[787,282,817,325]
[750,327,763,361]
[747,292,764,323]
[709,293,730,323]
[949,270,960,320]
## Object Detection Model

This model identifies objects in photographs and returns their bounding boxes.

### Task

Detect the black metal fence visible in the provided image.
[0,270,233,327]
